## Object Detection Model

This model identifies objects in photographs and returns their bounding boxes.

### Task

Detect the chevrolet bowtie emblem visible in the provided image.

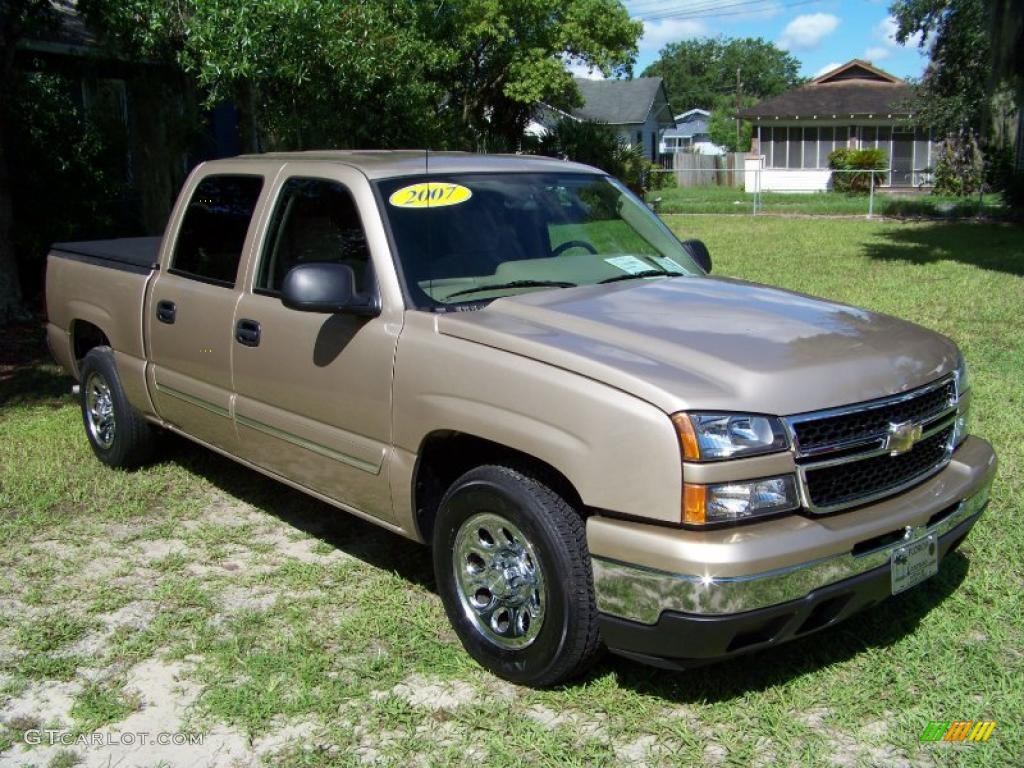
[885,420,923,456]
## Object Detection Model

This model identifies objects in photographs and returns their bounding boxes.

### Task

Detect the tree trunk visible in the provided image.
[0,122,28,323]
[0,38,30,324]
[236,79,261,154]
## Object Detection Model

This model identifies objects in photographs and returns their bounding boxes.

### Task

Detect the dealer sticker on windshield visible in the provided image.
[604,255,653,274]
[389,182,472,209]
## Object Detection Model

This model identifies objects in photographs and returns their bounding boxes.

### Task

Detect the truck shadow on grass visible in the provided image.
[159,433,971,702]
[156,433,436,591]
[863,222,1024,277]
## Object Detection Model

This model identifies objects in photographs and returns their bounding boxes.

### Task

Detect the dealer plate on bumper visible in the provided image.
[891,533,938,595]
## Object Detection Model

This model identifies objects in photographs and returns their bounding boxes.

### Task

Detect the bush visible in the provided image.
[532,118,650,195]
[932,135,984,197]
[828,147,888,193]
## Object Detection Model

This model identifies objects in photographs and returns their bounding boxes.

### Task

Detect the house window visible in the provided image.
[802,127,817,169]
[835,126,849,149]
[861,126,877,149]
[786,127,801,168]
[770,126,788,168]
[818,127,835,167]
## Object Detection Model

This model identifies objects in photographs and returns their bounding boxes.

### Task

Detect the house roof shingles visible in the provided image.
[572,77,671,126]
[738,60,915,120]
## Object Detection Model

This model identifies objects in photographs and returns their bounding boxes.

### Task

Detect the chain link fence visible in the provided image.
[645,167,998,220]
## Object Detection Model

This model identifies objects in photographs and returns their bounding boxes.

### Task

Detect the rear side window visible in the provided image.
[171,175,264,286]
[255,177,373,294]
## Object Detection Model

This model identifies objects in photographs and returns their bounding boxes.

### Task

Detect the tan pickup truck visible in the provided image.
[45,151,996,686]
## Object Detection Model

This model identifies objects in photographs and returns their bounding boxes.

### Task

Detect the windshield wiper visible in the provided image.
[598,270,682,284]
[446,280,578,299]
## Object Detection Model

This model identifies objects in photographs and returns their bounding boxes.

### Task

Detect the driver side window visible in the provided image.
[256,177,373,295]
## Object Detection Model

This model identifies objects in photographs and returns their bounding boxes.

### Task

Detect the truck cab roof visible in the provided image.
[228,150,602,180]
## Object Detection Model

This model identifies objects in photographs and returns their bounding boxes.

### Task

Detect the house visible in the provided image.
[737,60,937,192]
[528,77,676,162]
[659,109,725,156]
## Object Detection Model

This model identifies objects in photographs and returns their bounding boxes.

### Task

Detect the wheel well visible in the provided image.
[71,321,110,368]
[412,431,584,542]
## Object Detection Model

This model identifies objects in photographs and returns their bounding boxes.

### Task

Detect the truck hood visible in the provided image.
[435,276,959,416]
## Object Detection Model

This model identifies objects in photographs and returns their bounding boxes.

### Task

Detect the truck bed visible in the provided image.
[51,237,162,275]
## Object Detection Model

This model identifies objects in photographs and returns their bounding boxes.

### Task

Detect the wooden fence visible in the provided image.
[667,152,748,188]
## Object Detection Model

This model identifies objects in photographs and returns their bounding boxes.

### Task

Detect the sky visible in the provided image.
[575,1,932,82]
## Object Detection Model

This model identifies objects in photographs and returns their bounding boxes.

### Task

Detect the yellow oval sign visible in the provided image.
[388,182,472,209]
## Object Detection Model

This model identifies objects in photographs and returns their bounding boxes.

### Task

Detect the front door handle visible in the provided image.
[156,300,176,324]
[235,319,261,347]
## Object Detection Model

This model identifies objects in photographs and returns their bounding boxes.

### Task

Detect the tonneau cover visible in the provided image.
[52,236,161,273]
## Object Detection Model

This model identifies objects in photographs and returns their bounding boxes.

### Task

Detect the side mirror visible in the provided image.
[281,263,380,316]
[682,238,712,274]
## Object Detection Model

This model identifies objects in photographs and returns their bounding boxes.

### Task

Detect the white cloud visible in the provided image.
[777,13,841,52]
[876,15,923,49]
[862,45,891,62]
[813,61,842,78]
[565,61,605,80]
[637,18,707,60]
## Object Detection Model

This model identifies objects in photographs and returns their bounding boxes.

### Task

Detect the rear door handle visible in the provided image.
[235,319,261,347]
[156,300,176,324]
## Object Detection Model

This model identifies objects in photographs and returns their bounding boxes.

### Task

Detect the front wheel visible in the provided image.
[433,465,601,686]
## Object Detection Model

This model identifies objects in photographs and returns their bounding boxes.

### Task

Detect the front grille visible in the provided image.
[804,426,953,509]
[793,379,955,454]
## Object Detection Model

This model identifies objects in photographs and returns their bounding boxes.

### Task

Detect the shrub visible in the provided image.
[932,135,984,197]
[533,118,650,195]
[828,147,888,193]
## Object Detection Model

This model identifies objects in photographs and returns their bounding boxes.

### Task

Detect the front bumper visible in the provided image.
[589,436,996,665]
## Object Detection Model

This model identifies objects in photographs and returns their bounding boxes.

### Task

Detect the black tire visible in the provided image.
[79,346,156,469]
[433,464,602,686]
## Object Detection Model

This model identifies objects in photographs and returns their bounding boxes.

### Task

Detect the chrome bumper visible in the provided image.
[592,472,992,625]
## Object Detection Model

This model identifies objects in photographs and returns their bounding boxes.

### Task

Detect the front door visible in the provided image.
[892,131,914,187]
[146,172,266,451]
[230,166,399,521]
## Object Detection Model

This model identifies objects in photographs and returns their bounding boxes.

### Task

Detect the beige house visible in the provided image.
[738,60,938,192]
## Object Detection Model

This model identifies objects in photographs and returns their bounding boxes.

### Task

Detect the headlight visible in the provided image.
[953,357,971,447]
[672,412,789,461]
[683,475,799,525]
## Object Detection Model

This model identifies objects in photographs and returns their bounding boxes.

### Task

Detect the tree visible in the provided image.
[426,0,641,150]
[84,0,642,153]
[641,36,802,112]
[708,95,755,152]
[889,0,990,136]
[0,0,60,322]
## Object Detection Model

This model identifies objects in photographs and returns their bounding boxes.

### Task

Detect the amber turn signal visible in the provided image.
[682,483,707,525]
[671,413,700,461]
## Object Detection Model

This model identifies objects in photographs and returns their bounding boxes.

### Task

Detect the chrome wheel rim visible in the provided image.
[85,372,116,449]
[453,511,546,650]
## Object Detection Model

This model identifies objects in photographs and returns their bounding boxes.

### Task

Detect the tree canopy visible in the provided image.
[640,36,802,113]
[81,0,641,152]
[889,0,990,136]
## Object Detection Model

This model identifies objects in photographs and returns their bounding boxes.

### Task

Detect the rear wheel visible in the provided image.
[79,347,156,468]
[433,464,601,686]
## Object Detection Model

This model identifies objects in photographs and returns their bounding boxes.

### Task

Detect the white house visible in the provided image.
[659,109,725,156]
[738,60,939,193]
[528,77,676,162]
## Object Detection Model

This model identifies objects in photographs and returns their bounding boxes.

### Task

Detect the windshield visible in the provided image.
[376,172,702,309]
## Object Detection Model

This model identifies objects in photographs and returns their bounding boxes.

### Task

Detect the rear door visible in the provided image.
[230,163,400,521]
[146,169,270,452]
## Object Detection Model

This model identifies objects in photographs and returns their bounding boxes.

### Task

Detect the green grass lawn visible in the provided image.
[1,217,1022,766]
[649,184,1006,219]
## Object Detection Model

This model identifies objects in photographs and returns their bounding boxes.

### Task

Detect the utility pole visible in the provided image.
[735,66,742,150]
